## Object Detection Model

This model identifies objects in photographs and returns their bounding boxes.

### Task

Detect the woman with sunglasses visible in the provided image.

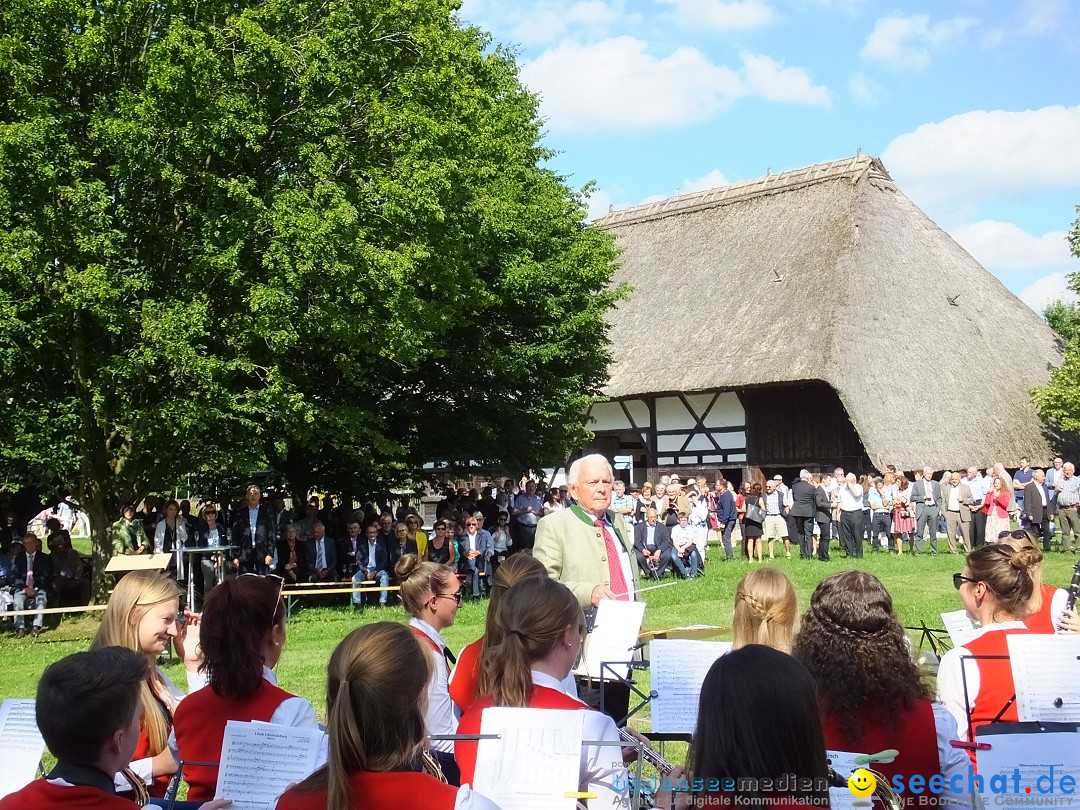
[455,576,629,810]
[405,513,428,557]
[90,570,198,798]
[993,529,1071,633]
[425,521,458,566]
[396,554,463,785]
[937,542,1042,767]
[172,575,320,800]
[276,623,498,810]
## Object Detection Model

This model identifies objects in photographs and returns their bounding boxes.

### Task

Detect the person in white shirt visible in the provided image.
[396,554,464,785]
[837,474,864,559]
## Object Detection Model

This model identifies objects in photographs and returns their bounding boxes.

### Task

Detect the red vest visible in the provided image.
[964,627,1032,768]
[1023,584,1059,634]
[172,679,293,801]
[449,638,483,713]
[455,684,588,785]
[822,700,940,800]
[0,779,135,810]
[133,684,176,798]
[276,770,458,810]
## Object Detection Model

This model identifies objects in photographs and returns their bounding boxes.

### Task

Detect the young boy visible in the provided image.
[0,647,230,809]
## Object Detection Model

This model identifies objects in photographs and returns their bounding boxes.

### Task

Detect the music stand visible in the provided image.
[905,621,952,658]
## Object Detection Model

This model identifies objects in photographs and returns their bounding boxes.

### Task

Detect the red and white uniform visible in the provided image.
[1023,584,1069,633]
[456,671,628,810]
[275,770,498,810]
[0,778,135,810]
[171,667,321,800]
[410,618,458,757]
[448,638,579,714]
[936,621,1032,769]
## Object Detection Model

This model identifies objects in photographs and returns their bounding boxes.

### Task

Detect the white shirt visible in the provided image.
[467,531,478,552]
[366,540,377,571]
[948,487,960,511]
[410,617,458,754]
[936,620,1027,743]
[166,666,323,773]
[314,537,327,570]
[838,484,863,512]
[248,505,260,541]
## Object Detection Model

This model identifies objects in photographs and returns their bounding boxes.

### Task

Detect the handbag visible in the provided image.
[745,503,766,523]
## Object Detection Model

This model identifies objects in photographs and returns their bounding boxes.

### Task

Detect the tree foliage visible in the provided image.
[1033,205,1080,434]
[0,0,622,594]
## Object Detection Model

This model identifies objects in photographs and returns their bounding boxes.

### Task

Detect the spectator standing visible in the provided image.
[983,476,1014,541]
[964,467,989,548]
[812,474,832,561]
[13,534,50,637]
[230,485,275,575]
[476,487,499,531]
[510,480,543,552]
[867,478,892,552]
[633,482,652,523]
[1053,462,1080,553]
[743,483,765,563]
[1013,457,1033,517]
[941,471,974,554]
[911,467,941,555]
[761,479,789,561]
[837,474,864,558]
[788,470,816,560]
[610,480,636,526]
[1023,470,1053,552]
[542,488,564,516]
[713,476,737,561]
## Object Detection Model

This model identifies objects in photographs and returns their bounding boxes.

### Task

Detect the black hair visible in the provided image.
[690,645,828,803]
[36,647,148,764]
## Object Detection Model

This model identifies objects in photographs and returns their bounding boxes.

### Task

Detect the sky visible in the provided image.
[456,0,1080,313]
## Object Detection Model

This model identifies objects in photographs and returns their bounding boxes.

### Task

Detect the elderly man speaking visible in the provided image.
[534,453,640,610]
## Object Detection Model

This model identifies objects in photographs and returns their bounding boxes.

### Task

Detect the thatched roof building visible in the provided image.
[586,155,1063,476]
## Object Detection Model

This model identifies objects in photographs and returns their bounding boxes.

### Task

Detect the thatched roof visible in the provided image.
[594,155,1063,471]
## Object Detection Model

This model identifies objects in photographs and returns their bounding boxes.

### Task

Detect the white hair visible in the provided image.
[799,469,811,481]
[567,453,614,486]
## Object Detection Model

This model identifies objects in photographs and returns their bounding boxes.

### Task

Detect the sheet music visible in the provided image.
[0,699,45,799]
[975,730,1080,804]
[473,707,584,810]
[941,610,980,647]
[215,720,323,809]
[826,750,864,810]
[649,639,731,734]
[1008,634,1080,722]
[572,599,646,681]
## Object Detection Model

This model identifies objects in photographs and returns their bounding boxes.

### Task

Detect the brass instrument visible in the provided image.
[121,767,150,807]
[828,766,902,810]
[419,749,448,784]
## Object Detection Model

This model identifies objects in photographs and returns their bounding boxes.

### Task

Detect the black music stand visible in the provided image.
[905,621,952,657]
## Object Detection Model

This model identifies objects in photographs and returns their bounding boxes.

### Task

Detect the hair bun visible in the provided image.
[395,553,421,581]
[1009,545,1043,571]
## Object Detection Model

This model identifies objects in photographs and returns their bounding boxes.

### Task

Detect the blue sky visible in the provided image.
[457,0,1080,312]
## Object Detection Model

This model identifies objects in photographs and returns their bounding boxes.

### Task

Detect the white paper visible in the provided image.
[573,599,647,681]
[1008,634,1080,722]
[974,730,1080,806]
[826,750,867,810]
[0,699,44,799]
[214,720,323,810]
[649,639,731,735]
[473,707,584,810]
[941,610,981,648]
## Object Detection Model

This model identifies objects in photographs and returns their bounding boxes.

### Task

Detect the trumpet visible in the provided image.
[121,768,150,806]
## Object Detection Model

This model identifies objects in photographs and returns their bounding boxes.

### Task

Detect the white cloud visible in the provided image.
[881,105,1080,210]
[741,54,831,107]
[583,186,621,221]
[460,0,629,46]
[1019,273,1078,313]
[951,221,1073,272]
[860,13,977,71]
[521,39,829,133]
[655,0,775,30]
[848,71,884,108]
[982,0,1067,47]
[678,169,730,194]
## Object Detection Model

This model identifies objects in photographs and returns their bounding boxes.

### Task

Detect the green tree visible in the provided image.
[0,0,620,596]
[1033,205,1080,433]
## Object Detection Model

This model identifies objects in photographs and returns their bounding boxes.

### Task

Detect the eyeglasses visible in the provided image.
[998,529,1033,542]
[953,573,979,590]
[466,522,477,527]
[434,589,464,606]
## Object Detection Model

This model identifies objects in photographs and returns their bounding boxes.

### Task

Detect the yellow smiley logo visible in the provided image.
[848,768,877,799]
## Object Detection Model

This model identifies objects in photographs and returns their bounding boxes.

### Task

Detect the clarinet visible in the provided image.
[1059,561,1080,631]
[619,728,675,775]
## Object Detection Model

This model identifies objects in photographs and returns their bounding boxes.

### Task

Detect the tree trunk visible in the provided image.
[83,480,113,603]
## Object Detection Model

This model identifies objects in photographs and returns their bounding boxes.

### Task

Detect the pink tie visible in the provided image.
[594,520,629,600]
[26,555,34,589]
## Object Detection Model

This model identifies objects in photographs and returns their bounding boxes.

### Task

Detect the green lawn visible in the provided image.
[2,548,1076,722]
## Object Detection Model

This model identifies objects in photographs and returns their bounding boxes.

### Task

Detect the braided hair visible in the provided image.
[731,569,799,654]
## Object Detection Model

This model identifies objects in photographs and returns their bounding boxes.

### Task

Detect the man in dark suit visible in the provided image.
[911,468,942,555]
[307,520,339,582]
[12,534,51,637]
[1023,469,1053,552]
[633,507,673,578]
[788,470,817,560]
[230,484,275,574]
[353,521,390,607]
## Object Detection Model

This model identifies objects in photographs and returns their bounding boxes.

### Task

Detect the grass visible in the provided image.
[2,546,1077,722]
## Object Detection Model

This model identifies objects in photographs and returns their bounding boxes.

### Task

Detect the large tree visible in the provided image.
[1033,205,1080,434]
[0,0,620,595]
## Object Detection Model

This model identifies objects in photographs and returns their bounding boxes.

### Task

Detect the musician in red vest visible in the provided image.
[172,575,321,801]
[0,647,230,810]
[937,542,1043,769]
[793,571,968,800]
[396,554,463,786]
[455,576,630,810]
[992,529,1071,633]
[276,623,498,810]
